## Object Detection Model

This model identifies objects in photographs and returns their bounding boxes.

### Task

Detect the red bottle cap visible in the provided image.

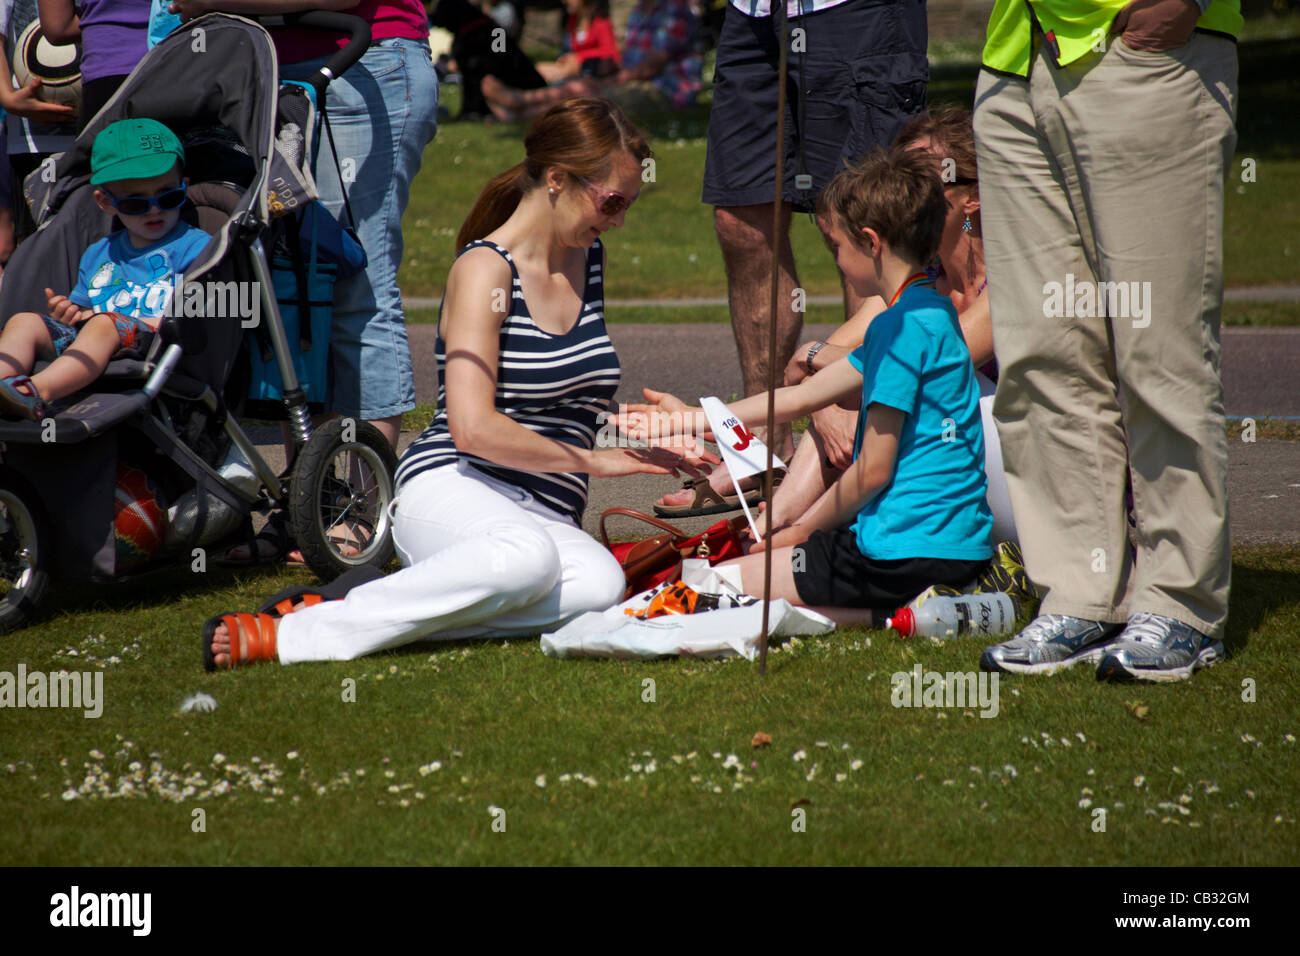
[887,607,915,637]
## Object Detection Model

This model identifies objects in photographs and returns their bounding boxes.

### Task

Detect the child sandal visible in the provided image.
[0,376,47,421]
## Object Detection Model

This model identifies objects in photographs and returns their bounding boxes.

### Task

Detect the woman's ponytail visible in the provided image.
[456,161,530,250]
[454,98,651,251]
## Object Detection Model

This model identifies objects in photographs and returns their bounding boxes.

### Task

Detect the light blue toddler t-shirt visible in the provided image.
[69,220,211,318]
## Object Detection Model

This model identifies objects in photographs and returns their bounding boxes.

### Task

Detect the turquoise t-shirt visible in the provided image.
[846,282,993,561]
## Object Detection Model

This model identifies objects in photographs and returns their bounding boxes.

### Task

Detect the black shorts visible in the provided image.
[792,524,989,624]
[702,0,928,212]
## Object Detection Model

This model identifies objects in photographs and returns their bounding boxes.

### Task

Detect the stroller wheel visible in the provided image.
[288,419,398,581]
[0,465,51,634]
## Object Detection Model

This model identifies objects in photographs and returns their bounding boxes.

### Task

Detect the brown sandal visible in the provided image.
[653,472,781,519]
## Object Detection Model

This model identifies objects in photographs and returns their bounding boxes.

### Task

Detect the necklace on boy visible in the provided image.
[889,272,931,307]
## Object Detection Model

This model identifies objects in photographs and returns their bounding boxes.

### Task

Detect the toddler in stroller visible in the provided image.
[0,118,209,421]
[0,12,398,633]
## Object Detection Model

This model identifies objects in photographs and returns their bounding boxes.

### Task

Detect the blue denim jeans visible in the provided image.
[282,37,438,420]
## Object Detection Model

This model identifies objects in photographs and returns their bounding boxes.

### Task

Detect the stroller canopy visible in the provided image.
[0,14,286,325]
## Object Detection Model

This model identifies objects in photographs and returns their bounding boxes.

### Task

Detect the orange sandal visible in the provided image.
[255,565,385,617]
[202,612,279,672]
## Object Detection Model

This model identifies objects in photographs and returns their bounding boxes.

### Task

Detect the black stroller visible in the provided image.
[0,13,398,632]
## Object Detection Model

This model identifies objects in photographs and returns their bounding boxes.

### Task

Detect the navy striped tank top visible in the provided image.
[395,239,621,524]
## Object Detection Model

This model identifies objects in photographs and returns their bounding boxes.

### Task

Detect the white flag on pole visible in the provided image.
[700,396,785,543]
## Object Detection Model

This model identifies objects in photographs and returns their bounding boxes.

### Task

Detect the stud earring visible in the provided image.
[962,215,972,233]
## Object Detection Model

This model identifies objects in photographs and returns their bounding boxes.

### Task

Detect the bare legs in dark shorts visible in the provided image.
[659,1,928,511]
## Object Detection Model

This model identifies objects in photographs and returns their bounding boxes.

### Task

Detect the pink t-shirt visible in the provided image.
[273,0,429,64]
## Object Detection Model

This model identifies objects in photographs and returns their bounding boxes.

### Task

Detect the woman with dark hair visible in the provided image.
[202,98,709,670]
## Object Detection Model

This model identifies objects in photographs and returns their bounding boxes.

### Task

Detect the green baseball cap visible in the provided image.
[90,119,185,185]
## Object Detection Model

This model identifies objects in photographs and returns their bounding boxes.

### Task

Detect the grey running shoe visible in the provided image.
[980,614,1123,675]
[1096,612,1225,683]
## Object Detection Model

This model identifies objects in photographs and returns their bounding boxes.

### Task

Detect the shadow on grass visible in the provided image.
[21,561,299,633]
[1223,546,1300,656]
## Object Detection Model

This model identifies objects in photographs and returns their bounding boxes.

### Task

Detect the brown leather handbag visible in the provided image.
[599,508,747,600]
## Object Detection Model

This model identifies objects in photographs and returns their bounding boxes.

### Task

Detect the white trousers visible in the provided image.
[276,462,626,663]
[977,371,1017,547]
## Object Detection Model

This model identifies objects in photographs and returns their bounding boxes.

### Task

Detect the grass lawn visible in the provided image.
[3,26,1297,870]
[1,546,1296,865]
[400,34,1300,306]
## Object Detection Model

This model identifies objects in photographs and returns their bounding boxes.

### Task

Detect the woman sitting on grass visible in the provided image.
[480,0,701,121]
[203,98,710,670]
[536,0,620,84]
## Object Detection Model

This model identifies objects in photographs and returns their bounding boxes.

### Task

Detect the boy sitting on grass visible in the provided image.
[0,118,209,420]
[629,146,994,626]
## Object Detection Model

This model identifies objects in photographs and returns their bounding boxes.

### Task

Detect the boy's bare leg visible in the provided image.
[727,546,803,603]
[28,313,120,401]
[723,544,874,627]
[765,430,842,529]
[0,207,15,272]
[0,312,54,378]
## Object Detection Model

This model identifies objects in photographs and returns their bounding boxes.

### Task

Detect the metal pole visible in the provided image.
[760,2,790,675]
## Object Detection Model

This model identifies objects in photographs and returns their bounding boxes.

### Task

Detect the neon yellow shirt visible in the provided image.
[982,0,1242,76]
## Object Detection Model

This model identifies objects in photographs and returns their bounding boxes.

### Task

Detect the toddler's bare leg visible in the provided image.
[0,312,53,378]
[29,313,120,402]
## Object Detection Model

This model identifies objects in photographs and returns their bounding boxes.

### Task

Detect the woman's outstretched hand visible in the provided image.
[587,441,717,479]
[616,388,715,445]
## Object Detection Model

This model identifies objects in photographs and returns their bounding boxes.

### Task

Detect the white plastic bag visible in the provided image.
[540,564,834,660]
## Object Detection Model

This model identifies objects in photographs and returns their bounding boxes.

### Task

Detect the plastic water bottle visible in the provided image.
[886,592,1016,639]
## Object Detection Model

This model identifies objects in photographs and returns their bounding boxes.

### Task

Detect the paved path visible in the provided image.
[403,284,1300,310]
[407,324,1300,418]
[259,324,1300,547]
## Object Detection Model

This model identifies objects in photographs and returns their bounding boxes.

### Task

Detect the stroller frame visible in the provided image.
[0,13,398,633]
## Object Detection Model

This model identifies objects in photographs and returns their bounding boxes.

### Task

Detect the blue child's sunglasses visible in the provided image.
[103,182,187,217]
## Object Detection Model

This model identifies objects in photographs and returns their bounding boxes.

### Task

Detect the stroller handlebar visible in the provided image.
[263,11,372,97]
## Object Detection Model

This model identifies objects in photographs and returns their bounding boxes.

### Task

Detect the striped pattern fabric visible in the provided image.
[395,239,621,524]
[729,0,853,18]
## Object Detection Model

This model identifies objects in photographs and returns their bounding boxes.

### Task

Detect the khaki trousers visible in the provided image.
[973,32,1237,637]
